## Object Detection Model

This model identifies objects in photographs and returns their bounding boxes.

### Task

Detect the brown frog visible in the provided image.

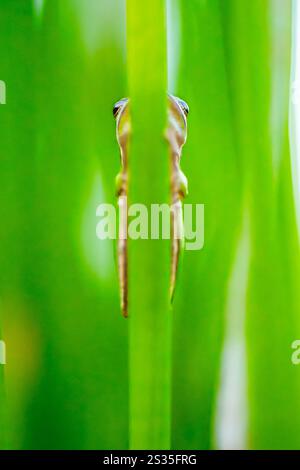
[113,95,189,317]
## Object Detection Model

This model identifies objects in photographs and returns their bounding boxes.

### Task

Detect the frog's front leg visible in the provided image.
[174,169,188,200]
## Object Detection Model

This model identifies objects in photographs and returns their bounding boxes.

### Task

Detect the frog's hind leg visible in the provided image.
[170,199,184,302]
[117,194,128,317]
[118,237,128,317]
[170,236,181,302]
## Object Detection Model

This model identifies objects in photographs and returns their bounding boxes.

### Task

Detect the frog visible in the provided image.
[113,94,189,317]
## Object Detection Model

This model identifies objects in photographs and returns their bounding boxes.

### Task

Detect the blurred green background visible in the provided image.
[0,0,300,450]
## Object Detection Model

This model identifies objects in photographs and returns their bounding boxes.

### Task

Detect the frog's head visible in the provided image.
[166,95,189,153]
[113,98,130,151]
[113,95,189,164]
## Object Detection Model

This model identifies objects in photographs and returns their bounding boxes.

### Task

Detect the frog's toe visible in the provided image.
[178,171,188,199]
[115,172,126,196]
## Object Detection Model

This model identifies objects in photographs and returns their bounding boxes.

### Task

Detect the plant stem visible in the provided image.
[126,0,171,450]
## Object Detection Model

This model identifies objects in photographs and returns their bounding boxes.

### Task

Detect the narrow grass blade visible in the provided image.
[20,0,128,449]
[221,0,300,448]
[0,0,36,449]
[172,0,241,449]
[126,0,171,450]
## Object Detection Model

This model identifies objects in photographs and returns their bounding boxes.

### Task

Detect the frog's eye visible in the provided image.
[177,98,189,117]
[113,98,128,118]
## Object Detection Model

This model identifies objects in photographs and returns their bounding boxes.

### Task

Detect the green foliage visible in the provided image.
[0,0,36,448]
[0,342,5,448]
[221,0,300,449]
[0,0,299,451]
[0,0,128,450]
